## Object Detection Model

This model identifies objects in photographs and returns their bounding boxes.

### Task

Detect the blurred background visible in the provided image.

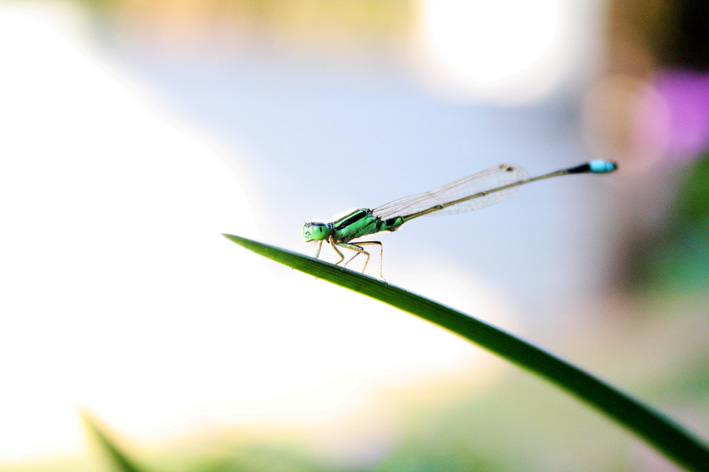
[0,0,707,471]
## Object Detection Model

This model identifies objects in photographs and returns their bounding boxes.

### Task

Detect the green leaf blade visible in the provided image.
[223,233,709,471]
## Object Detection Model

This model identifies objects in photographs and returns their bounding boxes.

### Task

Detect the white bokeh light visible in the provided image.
[417,0,599,105]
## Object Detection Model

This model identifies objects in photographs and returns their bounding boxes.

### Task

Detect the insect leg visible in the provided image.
[314,239,324,259]
[351,241,383,278]
[329,235,346,265]
[337,242,370,272]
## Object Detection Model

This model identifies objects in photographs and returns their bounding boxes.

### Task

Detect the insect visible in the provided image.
[302,160,618,278]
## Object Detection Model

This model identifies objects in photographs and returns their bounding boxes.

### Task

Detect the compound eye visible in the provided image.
[303,222,329,241]
[314,225,326,238]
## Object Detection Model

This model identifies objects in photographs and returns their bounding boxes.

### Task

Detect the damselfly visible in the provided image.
[303,160,617,278]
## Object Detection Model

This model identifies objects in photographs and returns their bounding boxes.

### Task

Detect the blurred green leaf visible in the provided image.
[81,411,149,472]
[675,155,709,224]
[640,156,709,291]
[223,233,709,471]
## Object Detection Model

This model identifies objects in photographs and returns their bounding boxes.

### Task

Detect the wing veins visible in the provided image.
[372,164,530,219]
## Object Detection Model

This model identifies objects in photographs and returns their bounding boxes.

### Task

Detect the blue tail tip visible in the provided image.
[589,160,618,174]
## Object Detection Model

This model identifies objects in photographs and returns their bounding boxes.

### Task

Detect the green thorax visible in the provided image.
[331,208,404,243]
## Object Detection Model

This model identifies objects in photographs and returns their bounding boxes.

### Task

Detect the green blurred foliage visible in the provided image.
[642,156,709,292]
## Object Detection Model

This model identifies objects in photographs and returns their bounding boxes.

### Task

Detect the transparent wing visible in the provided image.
[372,163,530,219]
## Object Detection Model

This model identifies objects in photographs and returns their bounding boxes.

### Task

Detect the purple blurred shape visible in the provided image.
[655,70,709,160]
